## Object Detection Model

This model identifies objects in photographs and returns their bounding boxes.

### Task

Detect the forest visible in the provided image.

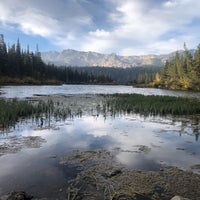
[154,44,200,91]
[3,34,199,89]
[0,34,112,85]
[75,66,161,85]
[0,34,162,85]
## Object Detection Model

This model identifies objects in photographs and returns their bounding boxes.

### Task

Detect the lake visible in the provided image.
[1,84,200,98]
[0,85,200,199]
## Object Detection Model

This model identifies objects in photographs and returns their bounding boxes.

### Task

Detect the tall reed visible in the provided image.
[105,94,200,116]
[0,98,36,129]
[0,98,80,130]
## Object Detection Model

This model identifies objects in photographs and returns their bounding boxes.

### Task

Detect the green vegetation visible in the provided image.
[106,93,200,116]
[77,66,161,85]
[0,34,113,85]
[0,98,37,129]
[0,98,79,130]
[1,93,199,131]
[153,43,200,91]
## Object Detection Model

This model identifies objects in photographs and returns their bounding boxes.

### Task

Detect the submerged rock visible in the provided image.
[171,196,190,200]
[112,193,151,200]
[104,169,123,178]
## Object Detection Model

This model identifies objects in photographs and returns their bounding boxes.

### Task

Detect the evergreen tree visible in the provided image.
[194,44,200,79]
[0,34,8,75]
[0,34,113,85]
[157,43,200,91]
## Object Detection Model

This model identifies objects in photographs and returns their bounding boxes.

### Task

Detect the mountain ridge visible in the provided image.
[41,49,193,68]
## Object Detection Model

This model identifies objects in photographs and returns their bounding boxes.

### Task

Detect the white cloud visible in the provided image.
[79,29,112,52]
[1,0,200,55]
[81,36,113,53]
[109,0,200,55]
[0,0,93,47]
[89,29,110,38]
[18,9,61,37]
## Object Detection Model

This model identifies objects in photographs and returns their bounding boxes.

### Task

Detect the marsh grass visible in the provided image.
[0,98,77,131]
[105,94,200,116]
[0,98,36,129]
[1,94,199,131]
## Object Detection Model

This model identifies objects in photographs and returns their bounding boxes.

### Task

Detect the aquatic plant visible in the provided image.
[0,97,83,131]
[0,98,36,129]
[0,98,55,130]
[105,94,200,116]
[1,94,199,132]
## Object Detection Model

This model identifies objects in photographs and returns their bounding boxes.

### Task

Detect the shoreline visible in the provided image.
[0,94,200,199]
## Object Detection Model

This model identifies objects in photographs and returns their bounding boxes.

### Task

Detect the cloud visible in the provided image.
[89,29,110,38]
[1,0,200,55]
[104,0,200,54]
[19,9,61,37]
[0,0,93,43]
[79,29,112,52]
[77,0,200,55]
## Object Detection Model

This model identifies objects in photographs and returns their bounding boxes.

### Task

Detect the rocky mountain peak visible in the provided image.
[41,49,191,68]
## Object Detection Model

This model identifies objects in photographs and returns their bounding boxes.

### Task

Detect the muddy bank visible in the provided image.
[60,149,200,200]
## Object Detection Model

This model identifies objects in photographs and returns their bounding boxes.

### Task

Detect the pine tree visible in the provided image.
[0,34,8,75]
[158,43,200,90]
[194,44,200,79]
[192,44,200,90]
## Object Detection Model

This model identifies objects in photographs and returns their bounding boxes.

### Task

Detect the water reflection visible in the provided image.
[1,84,200,98]
[0,112,200,197]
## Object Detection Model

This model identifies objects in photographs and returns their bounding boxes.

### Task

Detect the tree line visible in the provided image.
[0,34,112,85]
[0,34,162,86]
[154,44,200,91]
[74,66,161,85]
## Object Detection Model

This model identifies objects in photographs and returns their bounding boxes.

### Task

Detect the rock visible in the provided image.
[0,191,32,200]
[112,193,152,200]
[171,196,190,200]
[104,169,123,178]
[191,164,200,169]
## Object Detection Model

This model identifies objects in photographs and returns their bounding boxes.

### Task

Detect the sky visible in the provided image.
[1,0,200,55]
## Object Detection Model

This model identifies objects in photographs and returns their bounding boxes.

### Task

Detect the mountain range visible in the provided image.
[41,49,189,68]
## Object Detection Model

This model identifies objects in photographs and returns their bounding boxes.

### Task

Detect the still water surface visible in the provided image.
[0,85,200,198]
[1,84,200,98]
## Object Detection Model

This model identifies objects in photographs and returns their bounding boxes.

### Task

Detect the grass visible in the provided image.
[1,93,199,130]
[0,98,74,130]
[0,98,36,128]
[105,93,200,116]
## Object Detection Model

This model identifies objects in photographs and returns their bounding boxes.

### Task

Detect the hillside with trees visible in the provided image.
[77,66,161,85]
[0,34,162,85]
[153,44,200,91]
[0,34,112,85]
